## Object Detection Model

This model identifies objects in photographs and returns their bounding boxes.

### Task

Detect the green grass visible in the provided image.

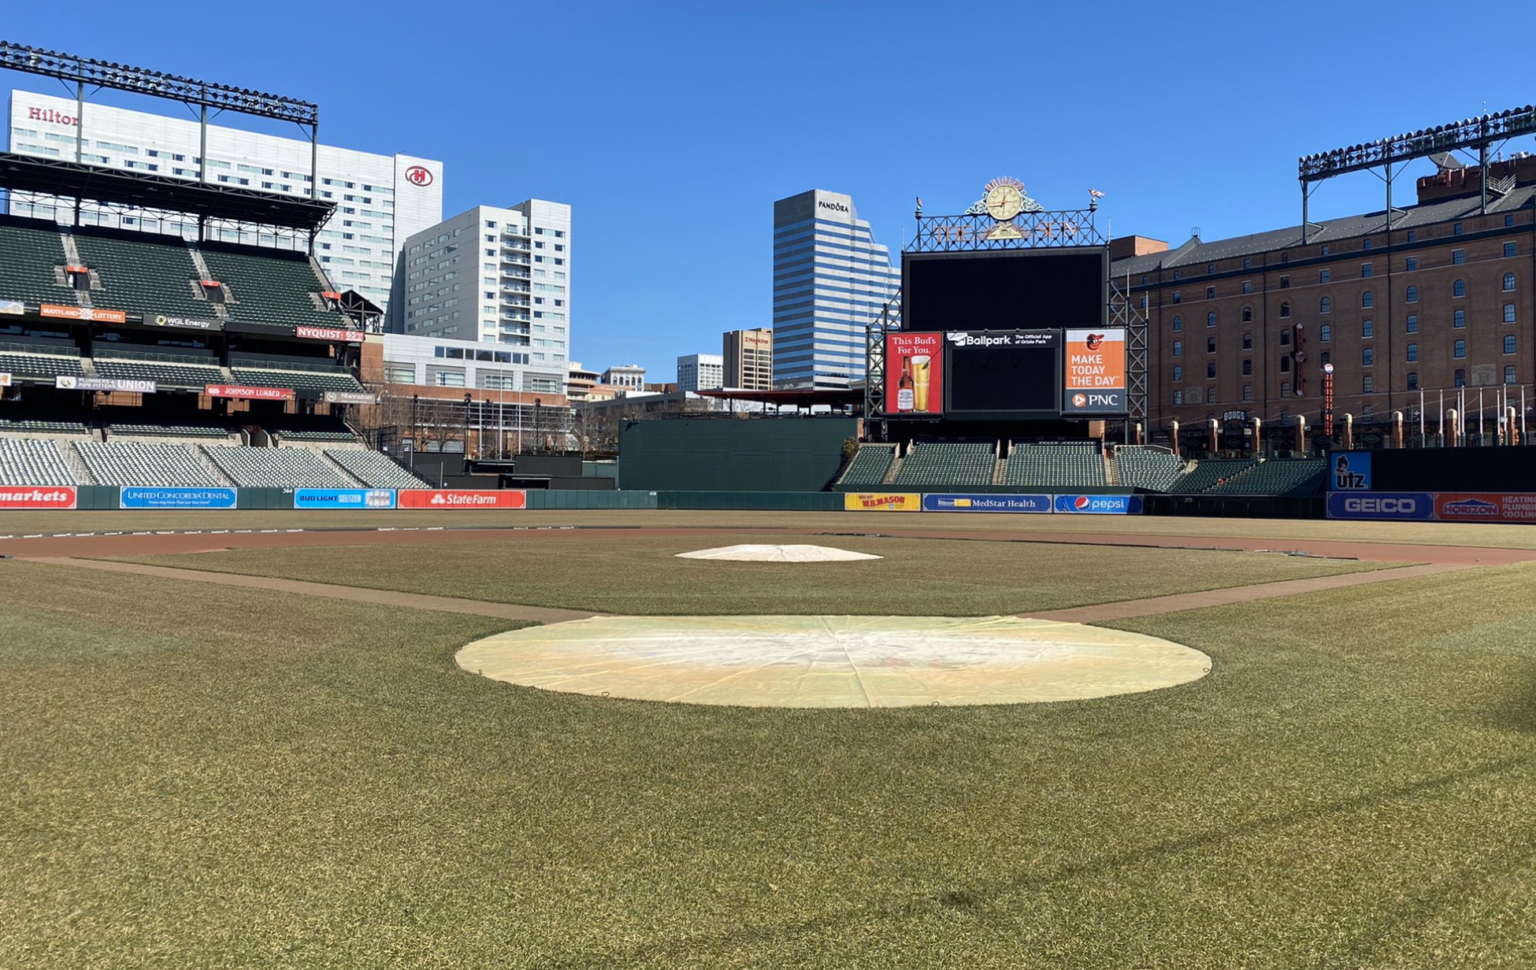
[7,507,1536,550]
[109,531,1393,615]
[4,556,1536,967]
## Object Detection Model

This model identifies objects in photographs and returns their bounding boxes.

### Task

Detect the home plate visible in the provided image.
[458,615,1211,708]
[676,544,881,562]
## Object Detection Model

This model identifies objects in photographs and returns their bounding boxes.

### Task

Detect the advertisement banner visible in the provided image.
[0,486,76,510]
[40,303,126,323]
[0,299,24,315]
[295,325,366,343]
[294,488,396,510]
[119,486,238,510]
[1053,494,1143,514]
[206,384,294,400]
[151,313,222,331]
[1435,493,1536,523]
[922,493,1052,513]
[323,391,378,405]
[397,489,527,510]
[1329,452,1373,491]
[56,375,157,394]
[884,331,944,416]
[1062,329,1126,414]
[0,373,9,387]
[1326,492,1433,521]
[843,492,923,512]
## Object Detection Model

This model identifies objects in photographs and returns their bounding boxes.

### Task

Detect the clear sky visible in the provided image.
[6,1,1536,381]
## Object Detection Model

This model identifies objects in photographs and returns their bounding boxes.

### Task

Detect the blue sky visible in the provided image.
[6,1,1536,380]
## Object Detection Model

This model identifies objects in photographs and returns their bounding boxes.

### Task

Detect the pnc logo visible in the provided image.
[1072,393,1088,408]
[404,165,434,187]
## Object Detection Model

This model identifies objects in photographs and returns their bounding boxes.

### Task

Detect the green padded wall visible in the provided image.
[619,419,855,492]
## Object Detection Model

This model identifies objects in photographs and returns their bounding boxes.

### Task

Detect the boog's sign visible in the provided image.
[397,489,527,510]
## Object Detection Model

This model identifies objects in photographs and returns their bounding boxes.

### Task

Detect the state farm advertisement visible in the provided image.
[1063,328,1126,414]
[885,331,943,416]
[1434,493,1536,523]
[0,486,77,509]
[397,489,527,510]
[205,384,294,400]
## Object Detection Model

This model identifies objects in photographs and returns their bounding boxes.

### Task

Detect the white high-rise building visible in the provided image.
[391,202,571,373]
[772,189,899,388]
[677,353,723,392]
[5,89,442,312]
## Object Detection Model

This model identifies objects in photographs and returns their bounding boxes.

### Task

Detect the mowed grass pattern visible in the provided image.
[3,557,1536,967]
[112,532,1392,615]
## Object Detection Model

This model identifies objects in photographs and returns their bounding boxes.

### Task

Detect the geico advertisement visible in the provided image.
[843,493,922,512]
[1062,329,1126,413]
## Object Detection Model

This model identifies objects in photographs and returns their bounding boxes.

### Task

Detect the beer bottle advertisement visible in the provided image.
[885,331,944,415]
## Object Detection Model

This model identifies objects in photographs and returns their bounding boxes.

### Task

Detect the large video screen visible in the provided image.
[902,248,1106,333]
[944,330,1060,418]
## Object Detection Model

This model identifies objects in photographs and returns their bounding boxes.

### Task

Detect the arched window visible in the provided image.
[1504,273,1516,291]
[1454,309,1465,328]
[1173,365,1182,381]
[1454,339,1467,358]
[1506,365,1518,384]
[1241,306,1253,322]
[1319,296,1332,313]
[1280,357,1291,373]
[1320,324,1332,341]
[1406,285,1418,303]
[1406,343,1418,362]
[1172,315,1182,331]
[1280,301,1291,318]
[1207,312,1216,327]
[1407,372,1419,390]
[1280,329,1291,346]
[1362,348,1374,366]
[1173,340,1183,357]
[1453,279,1466,297]
[1361,291,1373,308]
[1505,335,1517,355]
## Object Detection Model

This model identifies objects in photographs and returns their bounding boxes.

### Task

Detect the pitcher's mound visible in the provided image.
[676,544,881,562]
[458,615,1210,708]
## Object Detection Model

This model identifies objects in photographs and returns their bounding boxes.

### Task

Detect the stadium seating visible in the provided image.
[0,341,86,381]
[92,350,225,389]
[325,449,427,488]
[1115,446,1187,492]
[1205,458,1327,497]
[72,228,210,319]
[276,428,359,443]
[199,245,340,326]
[894,442,996,487]
[1169,458,1259,494]
[228,363,365,394]
[0,216,71,307]
[1003,442,1106,488]
[107,422,233,440]
[0,417,90,436]
[838,444,896,486]
[204,446,352,487]
[75,441,223,487]
[0,438,78,485]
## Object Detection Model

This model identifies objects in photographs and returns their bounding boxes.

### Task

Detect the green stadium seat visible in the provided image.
[325,449,427,488]
[1114,446,1187,492]
[200,244,343,327]
[0,215,73,308]
[1003,442,1106,489]
[838,444,896,486]
[1169,458,1259,494]
[72,227,211,319]
[893,442,996,488]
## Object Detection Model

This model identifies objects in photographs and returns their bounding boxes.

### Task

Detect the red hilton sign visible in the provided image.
[29,106,78,126]
[404,165,434,187]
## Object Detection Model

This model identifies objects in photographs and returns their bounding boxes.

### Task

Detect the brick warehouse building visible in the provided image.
[1114,157,1536,443]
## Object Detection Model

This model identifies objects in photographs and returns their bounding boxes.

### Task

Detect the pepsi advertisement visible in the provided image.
[1054,494,1143,515]
[119,487,238,510]
[923,493,1053,513]
[293,488,397,510]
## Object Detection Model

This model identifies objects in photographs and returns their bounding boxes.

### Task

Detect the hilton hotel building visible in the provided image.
[6,88,442,313]
[1116,157,1536,438]
[772,189,899,388]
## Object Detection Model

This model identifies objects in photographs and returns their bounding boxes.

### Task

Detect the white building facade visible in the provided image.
[390,202,570,367]
[676,353,723,392]
[772,189,899,388]
[378,333,567,396]
[601,364,646,389]
[6,89,442,312]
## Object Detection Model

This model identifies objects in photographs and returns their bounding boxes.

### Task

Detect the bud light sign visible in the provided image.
[1053,494,1143,514]
[294,488,396,510]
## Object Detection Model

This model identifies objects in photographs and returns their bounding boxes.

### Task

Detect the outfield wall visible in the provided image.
[618,419,856,492]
